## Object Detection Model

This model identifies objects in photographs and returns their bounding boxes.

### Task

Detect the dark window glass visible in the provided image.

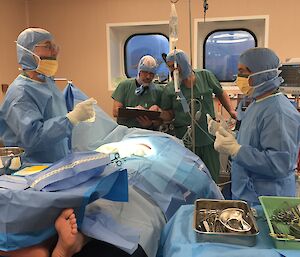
[125,34,169,82]
[204,30,257,81]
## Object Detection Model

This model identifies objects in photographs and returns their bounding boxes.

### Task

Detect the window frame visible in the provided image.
[203,28,258,82]
[124,32,169,78]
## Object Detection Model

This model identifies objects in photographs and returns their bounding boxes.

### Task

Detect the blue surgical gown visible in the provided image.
[0,75,73,163]
[232,93,300,206]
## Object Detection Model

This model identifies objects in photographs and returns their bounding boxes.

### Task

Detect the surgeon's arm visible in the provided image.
[216,91,237,119]
[6,100,72,151]
[112,100,123,118]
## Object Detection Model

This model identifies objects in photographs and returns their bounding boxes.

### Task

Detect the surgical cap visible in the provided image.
[239,48,283,98]
[137,55,157,75]
[166,49,192,80]
[16,28,53,70]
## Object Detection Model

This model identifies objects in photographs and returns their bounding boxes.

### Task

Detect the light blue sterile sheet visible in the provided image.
[117,134,223,220]
[26,151,112,191]
[157,205,300,257]
[81,208,141,254]
[0,175,28,190]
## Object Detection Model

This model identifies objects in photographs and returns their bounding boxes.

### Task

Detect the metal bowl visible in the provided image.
[0,147,24,157]
[0,147,24,174]
[219,208,252,233]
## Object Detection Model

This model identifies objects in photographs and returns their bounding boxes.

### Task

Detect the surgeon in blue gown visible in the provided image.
[0,28,96,163]
[210,47,300,206]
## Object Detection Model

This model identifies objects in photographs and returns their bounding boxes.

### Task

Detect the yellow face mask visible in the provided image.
[235,75,254,96]
[35,58,58,77]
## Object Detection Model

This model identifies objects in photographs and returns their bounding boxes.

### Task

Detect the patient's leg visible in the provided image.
[52,208,86,257]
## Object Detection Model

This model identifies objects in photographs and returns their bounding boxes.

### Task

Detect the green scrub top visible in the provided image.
[112,78,163,128]
[161,69,223,147]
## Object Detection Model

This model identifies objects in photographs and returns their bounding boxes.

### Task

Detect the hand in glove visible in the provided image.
[67,98,97,125]
[214,127,241,156]
[207,114,221,136]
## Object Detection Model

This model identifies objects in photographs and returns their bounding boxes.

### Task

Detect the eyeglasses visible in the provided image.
[35,43,59,52]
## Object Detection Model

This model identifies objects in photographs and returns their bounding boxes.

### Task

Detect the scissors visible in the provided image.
[110,152,123,166]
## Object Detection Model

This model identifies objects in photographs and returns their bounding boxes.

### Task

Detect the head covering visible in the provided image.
[166,49,192,80]
[137,55,157,75]
[16,28,53,70]
[135,55,157,94]
[239,47,283,98]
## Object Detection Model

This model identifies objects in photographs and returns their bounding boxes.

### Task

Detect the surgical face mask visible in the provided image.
[235,75,254,96]
[135,83,156,96]
[248,67,281,89]
[35,56,58,77]
[17,43,58,77]
[135,85,145,96]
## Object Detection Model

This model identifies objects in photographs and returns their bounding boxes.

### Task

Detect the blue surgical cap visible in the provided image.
[137,55,157,75]
[239,48,283,98]
[16,28,53,70]
[166,49,192,80]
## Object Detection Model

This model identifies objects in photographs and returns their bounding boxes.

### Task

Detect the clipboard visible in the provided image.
[118,107,161,120]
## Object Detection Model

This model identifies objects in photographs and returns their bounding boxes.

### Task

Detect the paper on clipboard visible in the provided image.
[118,107,161,120]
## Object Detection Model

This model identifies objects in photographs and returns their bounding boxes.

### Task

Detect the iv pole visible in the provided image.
[189,0,209,153]
[188,0,196,153]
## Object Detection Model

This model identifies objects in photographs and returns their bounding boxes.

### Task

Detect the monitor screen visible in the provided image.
[279,63,300,94]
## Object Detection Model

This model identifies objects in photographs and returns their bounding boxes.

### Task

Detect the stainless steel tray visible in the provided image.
[193,199,259,246]
[0,147,24,157]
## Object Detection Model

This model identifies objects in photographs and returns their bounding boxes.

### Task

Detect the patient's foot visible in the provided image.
[52,209,85,257]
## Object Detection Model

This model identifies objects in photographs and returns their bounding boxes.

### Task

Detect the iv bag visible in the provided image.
[173,67,180,93]
[169,3,178,44]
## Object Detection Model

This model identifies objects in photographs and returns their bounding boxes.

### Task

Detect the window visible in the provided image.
[204,30,257,82]
[124,34,169,82]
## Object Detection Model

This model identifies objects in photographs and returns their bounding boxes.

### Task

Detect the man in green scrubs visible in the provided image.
[160,49,237,182]
[112,55,163,130]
